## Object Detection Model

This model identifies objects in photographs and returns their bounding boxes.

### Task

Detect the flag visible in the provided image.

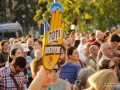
[43,17,50,36]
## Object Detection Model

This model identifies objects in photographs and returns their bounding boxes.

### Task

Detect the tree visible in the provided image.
[34,0,120,33]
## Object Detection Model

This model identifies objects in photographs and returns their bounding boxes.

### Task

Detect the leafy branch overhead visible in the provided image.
[34,0,120,32]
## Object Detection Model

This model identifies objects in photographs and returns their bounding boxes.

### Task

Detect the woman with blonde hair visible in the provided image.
[87,69,118,90]
[73,68,95,90]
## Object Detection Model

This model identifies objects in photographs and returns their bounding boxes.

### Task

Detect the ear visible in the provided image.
[32,74,37,79]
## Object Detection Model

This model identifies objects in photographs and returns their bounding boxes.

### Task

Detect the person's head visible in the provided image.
[34,49,42,58]
[12,43,24,56]
[114,45,120,57]
[80,37,88,45]
[65,37,72,46]
[110,34,120,49]
[84,43,91,57]
[58,46,66,65]
[67,46,79,61]
[99,59,117,74]
[96,30,104,41]
[74,68,95,90]
[9,38,15,45]
[52,63,61,80]
[75,33,81,40]
[27,38,34,47]
[10,56,26,75]
[10,48,22,59]
[89,45,99,56]
[89,32,95,41]
[1,40,8,51]
[30,57,53,87]
[62,39,69,49]
[70,31,75,41]
[88,69,118,90]
[100,42,113,58]
[34,40,42,50]
[21,43,30,57]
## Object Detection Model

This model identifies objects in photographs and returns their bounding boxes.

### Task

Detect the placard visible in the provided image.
[42,2,65,70]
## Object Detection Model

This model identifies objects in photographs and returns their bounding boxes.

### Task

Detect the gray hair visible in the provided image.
[80,37,87,44]
[74,68,95,90]
[100,42,111,51]
[95,30,102,36]
[12,42,22,49]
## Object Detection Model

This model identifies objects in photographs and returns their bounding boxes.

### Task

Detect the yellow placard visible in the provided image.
[42,3,64,70]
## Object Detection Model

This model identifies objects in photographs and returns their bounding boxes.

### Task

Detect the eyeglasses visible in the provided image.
[52,68,59,73]
[110,64,116,69]
[14,65,21,73]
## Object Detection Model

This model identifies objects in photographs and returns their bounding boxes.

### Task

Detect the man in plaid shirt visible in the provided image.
[0,56,27,90]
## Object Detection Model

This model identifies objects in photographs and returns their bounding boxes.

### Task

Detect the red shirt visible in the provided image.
[92,40,101,48]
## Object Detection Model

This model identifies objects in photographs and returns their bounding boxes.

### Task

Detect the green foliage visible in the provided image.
[34,0,120,33]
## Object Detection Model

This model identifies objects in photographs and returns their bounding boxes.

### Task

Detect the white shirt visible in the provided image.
[77,44,84,55]
[79,54,87,62]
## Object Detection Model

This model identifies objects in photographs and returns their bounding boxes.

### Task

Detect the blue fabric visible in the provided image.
[49,87,53,90]
[26,56,33,77]
[59,62,80,84]
[30,51,35,59]
[43,17,50,36]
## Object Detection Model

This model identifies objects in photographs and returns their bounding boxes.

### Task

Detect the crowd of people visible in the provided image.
[0,29,120,90]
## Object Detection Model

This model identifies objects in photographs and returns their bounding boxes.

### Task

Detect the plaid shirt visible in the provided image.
[0,64,24,90]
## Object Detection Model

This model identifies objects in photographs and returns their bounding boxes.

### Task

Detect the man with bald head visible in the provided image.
[92,30,104,48]
[27,38,34,48]
[87,45,99,69]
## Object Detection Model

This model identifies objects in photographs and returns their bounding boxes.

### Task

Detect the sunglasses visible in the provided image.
[14,65,21,73]
[52,68,59,73]
[110,64,116,69]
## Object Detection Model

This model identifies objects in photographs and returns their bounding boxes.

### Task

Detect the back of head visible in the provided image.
[96,30,103,36]
[12,56,27,68]
[74,68,95,90]
[99,59,111,70]
[80,37,87,44]
[30,57,43,74]
[88,69,118,90]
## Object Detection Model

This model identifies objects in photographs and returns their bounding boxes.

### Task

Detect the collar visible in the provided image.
[101,55,111,59]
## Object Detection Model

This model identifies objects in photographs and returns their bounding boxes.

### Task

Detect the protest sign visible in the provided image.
[42,2,65,70]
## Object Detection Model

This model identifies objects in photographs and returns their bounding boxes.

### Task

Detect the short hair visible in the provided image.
[90,32,95,37]
[67,46,76,57]
[84,43,91,49]
[1,40,8,46]
[30,57,43,74]
[74,68,95,90]
[88,69,118,90]
[35,40,42,47]
[12,56,27,68]
[95,30,102,36]
[12,43,22,49]
[110,34,120,43]
[80,37,87,44]
[100,42,110,51]
[99,59,111,70]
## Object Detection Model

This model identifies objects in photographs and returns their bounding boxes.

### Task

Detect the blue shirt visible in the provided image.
[59,62,80,84]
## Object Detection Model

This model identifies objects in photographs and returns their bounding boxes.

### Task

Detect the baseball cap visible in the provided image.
[21,43,30,52]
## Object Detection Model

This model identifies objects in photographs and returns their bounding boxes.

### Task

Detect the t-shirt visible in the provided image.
[92,40,101,48]
[60,62,80,84]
